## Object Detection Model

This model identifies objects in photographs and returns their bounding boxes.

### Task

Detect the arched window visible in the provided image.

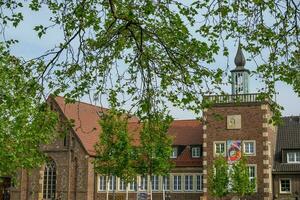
[43,159,56,200]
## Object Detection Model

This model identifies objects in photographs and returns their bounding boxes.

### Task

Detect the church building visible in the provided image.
[3,45,300,200]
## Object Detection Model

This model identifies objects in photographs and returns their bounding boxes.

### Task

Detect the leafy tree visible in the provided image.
[231,156,256,199]
[136,111,174,200]
[0,0,299,174]
[0,44,58,176]
[208,156,230,199]
[94,95,136,200]
[1,0,298,119]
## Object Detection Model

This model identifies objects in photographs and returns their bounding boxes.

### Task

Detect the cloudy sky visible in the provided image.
[5,6,300,119]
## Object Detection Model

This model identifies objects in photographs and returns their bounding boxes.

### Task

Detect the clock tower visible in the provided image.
[231,42,250,94]
[202,43,275,200]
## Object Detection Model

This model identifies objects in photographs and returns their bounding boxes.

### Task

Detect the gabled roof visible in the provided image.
[51,96,203,167]
[274,116,300,172]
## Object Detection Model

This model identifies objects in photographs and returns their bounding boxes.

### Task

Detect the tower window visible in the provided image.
[243,141,256,155]
[214,141,226,156]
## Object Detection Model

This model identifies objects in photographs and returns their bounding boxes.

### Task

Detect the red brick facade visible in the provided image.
[8,95,299,200]
[202,101,275,200]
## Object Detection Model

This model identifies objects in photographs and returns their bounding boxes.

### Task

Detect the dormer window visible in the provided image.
[170,147,178,158]
[192,146,201,158]
[287,152,300,163]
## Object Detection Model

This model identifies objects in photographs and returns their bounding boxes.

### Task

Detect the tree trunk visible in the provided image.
[162,181,165,200]
[126,184,129,200]
[148,175,152,200]
[106,176,110,200]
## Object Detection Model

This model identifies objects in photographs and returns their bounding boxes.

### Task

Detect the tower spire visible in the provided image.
[234,41,246,68]
[231,41,250,95]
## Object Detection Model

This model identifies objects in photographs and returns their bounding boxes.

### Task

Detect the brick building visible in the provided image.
[8,96,204,200]
[273,116,300,199]
[2,44,300,200]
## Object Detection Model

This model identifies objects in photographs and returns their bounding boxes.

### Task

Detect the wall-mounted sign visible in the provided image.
[227,140,241,163]
[227,115,241,129]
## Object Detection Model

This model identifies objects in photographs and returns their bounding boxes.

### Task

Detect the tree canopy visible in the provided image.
[0,44,58,176]
[0,0,299,174]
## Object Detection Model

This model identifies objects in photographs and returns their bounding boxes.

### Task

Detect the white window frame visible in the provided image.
[151,175,159,191]
[243,140,256,156]
[108,176,116,191]
[162,175,170,191]
[247,164,257,191]
[173,175,182,191]
[196,174,203,192]
[184,175,193,191]
[43,159,57,200]
[139,176,148,191]
[192,146,201,158]
[287,152,300,163]
[279,178,292,194]
[214,141,226,157]
[170,147,178,158]
[129,178,137,191]
[118,178,126,191]
[98,175,106,191]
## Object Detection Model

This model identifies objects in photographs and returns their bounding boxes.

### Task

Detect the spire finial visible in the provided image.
[234,41,246,68]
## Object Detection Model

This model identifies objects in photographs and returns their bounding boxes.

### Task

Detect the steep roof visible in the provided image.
[274,116,300,172]
[51,96,203,167]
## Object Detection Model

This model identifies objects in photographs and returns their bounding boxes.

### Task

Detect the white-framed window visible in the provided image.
[139,176,148,191]
[287,152,300,163]
[173,175,181,191]
[119,179,126,191]
[162,175,170,191]
[280,179,291,193]
[184,175,193,191]
[129,178,137,191]
[196,174,203,191]
[243,141,256,155]
[214,141,226,156]
[170,147,178,158]
[192,146,201,158]
[151,175,159,191]
[248,165,256,188]
[43,159,56,200]
[98,176,106,191]
[109,176,116,191]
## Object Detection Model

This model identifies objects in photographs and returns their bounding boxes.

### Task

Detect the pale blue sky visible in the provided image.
[5,6,300,119]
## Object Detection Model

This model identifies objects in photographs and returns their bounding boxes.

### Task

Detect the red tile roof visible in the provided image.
[51,96,203,167]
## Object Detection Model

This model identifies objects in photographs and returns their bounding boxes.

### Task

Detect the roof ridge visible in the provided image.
[54,95,108,110]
